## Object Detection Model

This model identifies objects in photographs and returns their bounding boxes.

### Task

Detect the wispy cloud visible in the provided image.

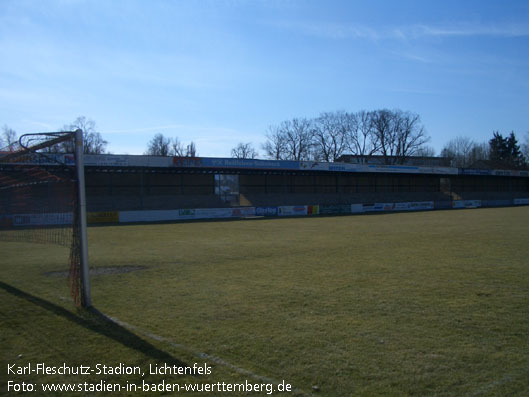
[409,24,529,38]
[272,20,385,40]
[274,20,529,41]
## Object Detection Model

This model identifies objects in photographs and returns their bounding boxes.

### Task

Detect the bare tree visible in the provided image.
[395,110,430,162]
[169,138,198,157]
[345,110,380,163]
[469,142,490,166]
[262,125,288,160]
[312,111,349,162]
[171,137,186,156]
[281,118,314,161]
[371,109,398,164]
[1,125,19,152]
[415,146,436,157]
[231,142,258,159]
[371,109,429,164]
[62,116,108,154]
[441,137,489,167]
[441,137,476,167]
[145,133,171,156]
[185,141,197,157]
[522,131,529,163]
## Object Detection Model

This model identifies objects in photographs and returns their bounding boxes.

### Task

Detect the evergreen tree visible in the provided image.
[489,131,526,169]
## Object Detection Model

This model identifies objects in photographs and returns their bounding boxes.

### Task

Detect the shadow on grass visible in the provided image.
[0,281,189,369]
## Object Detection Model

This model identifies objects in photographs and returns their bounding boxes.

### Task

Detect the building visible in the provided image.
[336,154,452,167]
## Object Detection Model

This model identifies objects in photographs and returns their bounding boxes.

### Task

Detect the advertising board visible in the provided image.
[351,204,364,213]
[307,205,319,215]
[394,202,410,211]
[231,207,256,217]
[452,200,481,209]
[278,206,308,216]
[319,204,351,215]
[373,203,394,211]
[194,208,234,219]
[13,212,73,226]
[119,210,181,223]
[87,211,119,223]
[409,201,434,210]
[0,215,13,227]
[255,207,278,216]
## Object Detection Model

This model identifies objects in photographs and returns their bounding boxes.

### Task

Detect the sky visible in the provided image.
[1,0,528,157]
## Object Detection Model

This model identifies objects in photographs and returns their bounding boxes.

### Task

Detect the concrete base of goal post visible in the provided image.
[75,129,91,307]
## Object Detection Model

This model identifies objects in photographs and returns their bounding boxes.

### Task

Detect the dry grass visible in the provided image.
[2,207,529,395]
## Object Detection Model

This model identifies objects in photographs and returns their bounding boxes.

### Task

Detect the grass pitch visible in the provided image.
[2,207,529,395]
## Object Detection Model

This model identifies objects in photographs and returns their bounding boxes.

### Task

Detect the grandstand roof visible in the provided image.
[2,153,528,178]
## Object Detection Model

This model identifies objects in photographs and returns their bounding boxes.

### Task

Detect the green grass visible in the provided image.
[2,207,529,395]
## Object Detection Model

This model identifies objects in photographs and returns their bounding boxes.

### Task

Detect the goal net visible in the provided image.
[0,130,90,307]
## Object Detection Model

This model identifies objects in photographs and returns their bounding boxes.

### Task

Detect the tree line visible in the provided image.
[144,133,197,157]
[441,132,527,170]
[2,112,528,170]
[261,109,430,164]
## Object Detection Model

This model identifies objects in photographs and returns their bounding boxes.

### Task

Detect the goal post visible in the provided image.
[0,129,91,308]
[75,128,91,307]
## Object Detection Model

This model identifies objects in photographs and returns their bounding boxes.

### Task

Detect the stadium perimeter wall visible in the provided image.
[6,198,527,227]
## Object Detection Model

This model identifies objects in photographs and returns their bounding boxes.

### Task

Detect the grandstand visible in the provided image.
[2,153,527,222]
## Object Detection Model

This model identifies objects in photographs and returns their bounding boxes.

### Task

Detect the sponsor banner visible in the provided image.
[278,206,308,216]
[12,212,72,226]
[328,163,359,172]
[86,154,175,168]
[87,211,119,223]
[85,154,130,167]
[119,210,181,223]
[394,202,410,211]
[374,203,394,211]
[351,204,364,213]
[174,157,300,171]
[459,168,492,176]
[482,199,512,207]
[205,158,300,170]
[0,215,13,228]
[119,207,256,223]
[255,206,278,216]
[368,164,419,173]
[194,208,234,219]
[491,170,529,177]
[307,205,319,215]
[299,162,329,171]
[409,201,434,210]
[231,207,256,217]
[319,204,351,215]
[363,203,394,212]
[1,153,75,166]
[514,198,529,205]
[418,166,458,175]
[452,200,481,209]
[177,209,196,219]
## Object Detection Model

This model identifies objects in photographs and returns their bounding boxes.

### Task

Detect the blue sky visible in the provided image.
[1,0,528,157]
